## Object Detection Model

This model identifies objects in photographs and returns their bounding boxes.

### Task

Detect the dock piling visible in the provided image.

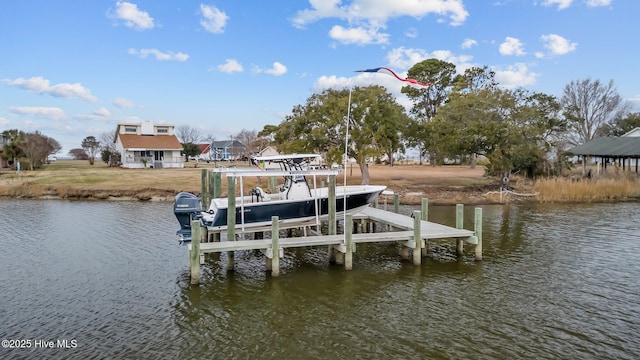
[211,172,221,243]
[421,198,429,256]
[412,210,422,265]
[328,175,337,263]
[190,220,202,285]
[201,169,208,209]
[227,176,236,271]
[456,204,464,256]
[475,208,483,261]
[271,216,280,276]
[345,214,353,270]
[394,193,400,213]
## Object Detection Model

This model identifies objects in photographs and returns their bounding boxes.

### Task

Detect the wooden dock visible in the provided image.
[187,201,482,284]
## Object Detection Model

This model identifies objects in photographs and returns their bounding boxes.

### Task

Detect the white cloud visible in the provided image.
[499,37,526,56]
[292,0,468,45]
[313,75,351,92]
[254,62,288,76]
[128,48,189,61]
[541,0,573,10]
[329,25,389,45]
[585,0,611,7]
[264,62,288,76]
[200,4,228,34]
[0,117,8,126]
[540,0,610,9]
[461,38,477,49]
[405,27,418,39]
[493,63,538,89]
[112,1,155,30]
[386,47,430,69]
[93,108,111,117]
[3,76,97,102]
[216,59,244,73]
[73,113,113,122]
[315,71,415,110]
[540,34,577,55]
[113,97,136,108]
[385,47,473,71]
[294,0,468,27]
[9,106,67,121]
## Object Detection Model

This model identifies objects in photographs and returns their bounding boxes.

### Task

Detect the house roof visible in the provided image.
[569,136,640,157]
[622,127,640,137]
[118,134,183,150]
[211,140,245,148]
[197,143,210,153]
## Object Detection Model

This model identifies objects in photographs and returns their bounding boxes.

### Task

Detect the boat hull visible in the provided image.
[203,186,385,231]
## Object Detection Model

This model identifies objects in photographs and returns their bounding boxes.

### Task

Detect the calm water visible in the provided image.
[0,200,639,359]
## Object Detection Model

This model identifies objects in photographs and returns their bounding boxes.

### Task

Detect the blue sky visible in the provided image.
[1,0,638,155]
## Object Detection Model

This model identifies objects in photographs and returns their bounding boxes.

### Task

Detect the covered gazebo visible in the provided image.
[569,128,640,174]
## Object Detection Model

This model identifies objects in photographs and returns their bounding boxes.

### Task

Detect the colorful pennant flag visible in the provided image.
[355,67,430,89]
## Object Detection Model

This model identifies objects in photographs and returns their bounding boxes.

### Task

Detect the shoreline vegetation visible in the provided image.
[0,160,639,205]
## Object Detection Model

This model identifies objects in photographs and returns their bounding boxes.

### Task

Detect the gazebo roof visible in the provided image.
[569,136,640,157]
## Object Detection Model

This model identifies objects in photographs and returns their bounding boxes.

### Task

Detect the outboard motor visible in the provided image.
[173,192,202,244]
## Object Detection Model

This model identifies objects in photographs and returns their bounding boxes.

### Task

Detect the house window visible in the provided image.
[157,128,168,134]
[134,150,152,157]
[125,127,137,133]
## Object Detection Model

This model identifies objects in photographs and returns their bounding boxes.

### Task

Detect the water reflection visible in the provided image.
[1,200,639,359]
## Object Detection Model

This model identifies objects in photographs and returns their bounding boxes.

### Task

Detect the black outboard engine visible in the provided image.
[173,192,202,244]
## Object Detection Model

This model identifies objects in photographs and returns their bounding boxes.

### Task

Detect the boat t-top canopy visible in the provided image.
[212,153,337,177]
[211,167,339,177]
[252,154,320,163]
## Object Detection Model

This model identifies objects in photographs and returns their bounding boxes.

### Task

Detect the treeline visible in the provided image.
[260,59,639,183]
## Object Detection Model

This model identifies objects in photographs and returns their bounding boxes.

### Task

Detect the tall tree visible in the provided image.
[99,131,119,165]
[234,129,267,159]
[264,85,410,184]
[46,136,62,160]
[432,87,567,177]
[22,131,58,170]
[561,78,629,145]
[450,66,499,168]
[402,59,457,164]
[69,148,89,160]
[202,134,216,145]
[605,112,640,136]
[403,59,457,120]
[453,65,498,94]
[176,125,202,144]
[81,136,100,165]
[1,129,26,168]
[181,143,200,162]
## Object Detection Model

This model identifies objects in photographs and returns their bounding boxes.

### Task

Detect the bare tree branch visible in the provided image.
[176,125,202,144]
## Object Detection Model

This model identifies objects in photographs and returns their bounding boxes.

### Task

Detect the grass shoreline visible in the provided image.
[1,160,638,205]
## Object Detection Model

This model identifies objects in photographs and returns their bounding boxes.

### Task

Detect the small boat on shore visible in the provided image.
[173,154,386,243]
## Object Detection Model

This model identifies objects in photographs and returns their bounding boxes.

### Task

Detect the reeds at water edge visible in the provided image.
[533,175,640,202]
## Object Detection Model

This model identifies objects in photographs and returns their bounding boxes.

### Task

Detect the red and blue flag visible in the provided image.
[355,67,430,89]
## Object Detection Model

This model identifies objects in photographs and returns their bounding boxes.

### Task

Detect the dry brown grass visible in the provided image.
[533,175,640,202]
[0,159,497,203]
[4,159,640,204]
[4,159,639,204]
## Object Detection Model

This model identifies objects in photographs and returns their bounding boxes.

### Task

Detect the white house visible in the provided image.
[622,127,640,137]
[256,145,279,157]
[114,121,184,169]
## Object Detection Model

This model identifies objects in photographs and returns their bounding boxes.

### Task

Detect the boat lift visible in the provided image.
[209,166,342,237]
